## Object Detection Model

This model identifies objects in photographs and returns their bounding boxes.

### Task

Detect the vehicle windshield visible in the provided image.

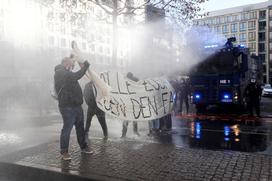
[264,84,272,88]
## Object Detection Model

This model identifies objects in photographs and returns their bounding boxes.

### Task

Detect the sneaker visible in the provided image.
[120,134,126,138]
[61,153,71,161]
[81,147,94,154]
[103,136,108,141]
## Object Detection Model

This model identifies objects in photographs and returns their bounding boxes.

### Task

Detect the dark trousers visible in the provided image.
[159,114,172,130]
[180,96,189,114]
[122,121,138,137]
[85,106,108,137]
[248,101,260,116]
[59,106,87,154]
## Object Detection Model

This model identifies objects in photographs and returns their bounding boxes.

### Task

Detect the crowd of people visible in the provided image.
[54,56,264,161]
[54,57,186,161]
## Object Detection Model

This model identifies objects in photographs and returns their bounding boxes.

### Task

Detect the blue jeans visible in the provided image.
[59,106,87,154]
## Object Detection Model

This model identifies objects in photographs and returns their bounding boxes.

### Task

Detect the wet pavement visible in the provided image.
[1,136,272,181]
[0,98,272,180]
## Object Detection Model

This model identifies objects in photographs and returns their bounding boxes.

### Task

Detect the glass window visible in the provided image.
[259,21,266,31]
[249,11,256,19]
[232,15,238,21]
[260,10,266,19]
[259,32,266,41]
[259,43,266,52]
[248,21,256,29]
[240,22,247,31]
[231,24,237,32]
[239,33,247,41]
[220,16,224,23]
[241,13,248,20]
[226,16,231,22]
[248,32,256,41]
[248,42,256,51]
[222,25,229,33]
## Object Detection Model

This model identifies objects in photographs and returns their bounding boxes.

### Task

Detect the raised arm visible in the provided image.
[70,61,90,81]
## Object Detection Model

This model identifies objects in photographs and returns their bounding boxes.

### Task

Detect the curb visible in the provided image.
[0,162,123,181]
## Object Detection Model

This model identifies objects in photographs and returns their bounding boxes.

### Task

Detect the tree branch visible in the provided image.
[88,0,113,15]
[162,0,174,9]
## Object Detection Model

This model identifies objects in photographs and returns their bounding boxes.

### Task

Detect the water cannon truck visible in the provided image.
[189,37,262,113]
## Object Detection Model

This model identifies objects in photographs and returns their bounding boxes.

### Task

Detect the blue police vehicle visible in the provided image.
[189,37,262,113]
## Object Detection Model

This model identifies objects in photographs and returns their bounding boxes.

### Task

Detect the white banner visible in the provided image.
[96,72,174,121]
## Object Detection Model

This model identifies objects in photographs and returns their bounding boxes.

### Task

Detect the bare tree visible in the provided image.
[40,0,208,67]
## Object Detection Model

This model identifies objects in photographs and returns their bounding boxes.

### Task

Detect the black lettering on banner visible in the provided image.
[106,72,110,85]
[100,72,110,85]
[116,72,128,95]
[126,81,136,94]
[148,96,158,115]
[149,79,160,90]
[100,73,107,83]
[97,101,103,107]
[154,79,166,89]
[143,81,153,91]
[162,92,168,114]
[103,99,111,111]
[139,96,151,118]
[110,98,119,116]
[130,98,142,119]
[119,98,126,117]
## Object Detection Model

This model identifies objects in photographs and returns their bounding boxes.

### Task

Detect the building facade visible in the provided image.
[195,0,272,83]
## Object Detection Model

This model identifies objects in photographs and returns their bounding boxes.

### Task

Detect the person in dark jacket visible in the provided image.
[178,78,190,114]
[83,81,108,140]
[121,72,140,138]
[54,57,92,161]
[244,79,262,117]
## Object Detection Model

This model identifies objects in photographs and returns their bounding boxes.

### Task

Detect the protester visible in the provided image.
[244,79,262,117]
[83,81,108,140]
[121,72,141,138]
[148,119,160,136]
[170,78,179,110]
[179,78,190,114]
[54,57,93,161]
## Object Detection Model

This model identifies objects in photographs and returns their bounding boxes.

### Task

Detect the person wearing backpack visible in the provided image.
[83,81,108,140]
[54,57,93,161]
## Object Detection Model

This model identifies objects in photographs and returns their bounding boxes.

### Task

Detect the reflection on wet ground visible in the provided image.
[153,116,272,154]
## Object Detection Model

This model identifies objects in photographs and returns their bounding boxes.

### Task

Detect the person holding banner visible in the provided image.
[54,57,93,161]
[83,81,108,140]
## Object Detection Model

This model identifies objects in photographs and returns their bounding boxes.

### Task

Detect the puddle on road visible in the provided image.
[153,118,272,154]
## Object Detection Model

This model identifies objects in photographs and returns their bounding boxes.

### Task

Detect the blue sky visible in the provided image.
[201,0,268,12]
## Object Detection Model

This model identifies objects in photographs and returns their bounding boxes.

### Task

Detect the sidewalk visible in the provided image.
[1,137,272,181]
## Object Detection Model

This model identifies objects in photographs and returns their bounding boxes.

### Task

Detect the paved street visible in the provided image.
[1,137,272,181]
[0,97,272,180]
